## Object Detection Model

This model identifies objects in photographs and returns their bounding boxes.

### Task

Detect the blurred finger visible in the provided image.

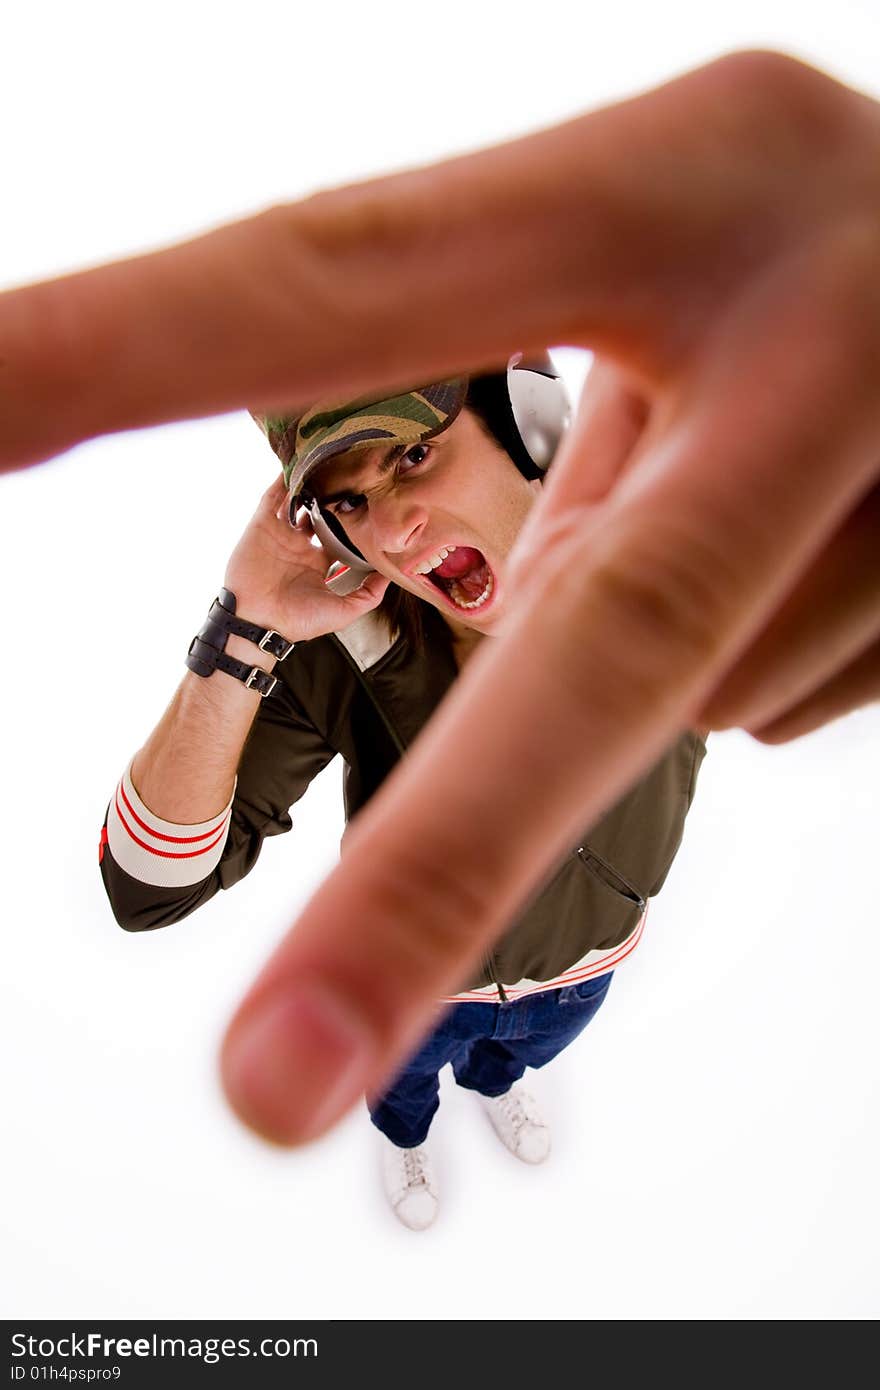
[699,483,880,731]
[540,357,652,506]
[507,358,651,590]
[2,53,857,472]
[749,639,880,744]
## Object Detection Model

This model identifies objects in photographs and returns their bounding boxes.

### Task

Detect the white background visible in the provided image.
[1,0,878,1321]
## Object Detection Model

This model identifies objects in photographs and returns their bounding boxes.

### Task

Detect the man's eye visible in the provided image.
[400,444,430,471]
[331,445,431,515]
[335,494,365,516]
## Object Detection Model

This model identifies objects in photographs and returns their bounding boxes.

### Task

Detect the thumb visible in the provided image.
[507,360,651,594]
[344,571,391,606]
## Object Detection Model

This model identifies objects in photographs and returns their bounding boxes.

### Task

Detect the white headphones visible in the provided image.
[297,349,571,574]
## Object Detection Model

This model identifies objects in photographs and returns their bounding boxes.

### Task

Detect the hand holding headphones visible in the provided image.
[221,473,391,647]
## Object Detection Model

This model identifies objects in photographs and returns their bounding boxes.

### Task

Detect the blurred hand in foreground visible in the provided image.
[2,51,877,1143]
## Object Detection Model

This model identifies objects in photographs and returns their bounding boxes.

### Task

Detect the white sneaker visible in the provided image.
[479,1083,551,1164]
[380,1135,439,1231]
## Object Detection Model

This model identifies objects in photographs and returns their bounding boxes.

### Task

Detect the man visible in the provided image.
[99,354,705,1229]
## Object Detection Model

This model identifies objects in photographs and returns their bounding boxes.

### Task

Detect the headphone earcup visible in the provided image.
[507,351,571,472]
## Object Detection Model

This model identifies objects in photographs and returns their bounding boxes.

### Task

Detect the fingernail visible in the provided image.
[222,982,374,1145]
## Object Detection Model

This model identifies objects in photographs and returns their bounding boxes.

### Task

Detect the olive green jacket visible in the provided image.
[100,599,706,998]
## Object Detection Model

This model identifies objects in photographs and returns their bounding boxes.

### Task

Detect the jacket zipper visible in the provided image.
[576,844,647,912]
[484,950,509,1004]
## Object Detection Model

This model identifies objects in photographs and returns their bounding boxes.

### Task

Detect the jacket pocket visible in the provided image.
[575,844,647,914]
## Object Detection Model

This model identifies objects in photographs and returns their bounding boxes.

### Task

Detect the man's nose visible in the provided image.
[369,494,429,557]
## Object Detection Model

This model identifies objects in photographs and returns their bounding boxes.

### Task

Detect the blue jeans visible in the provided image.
[367,972,613,1147]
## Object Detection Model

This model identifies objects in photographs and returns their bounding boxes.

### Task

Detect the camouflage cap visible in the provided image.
[250,378,468,499]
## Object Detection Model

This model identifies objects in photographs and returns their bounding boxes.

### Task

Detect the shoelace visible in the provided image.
[494,1090,543,1132]
[402,1147,431,1189]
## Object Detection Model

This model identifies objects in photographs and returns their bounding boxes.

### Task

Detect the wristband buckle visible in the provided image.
[245,667,278,698]
[258,630,294,660]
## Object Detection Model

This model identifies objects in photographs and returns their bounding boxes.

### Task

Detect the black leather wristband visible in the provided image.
[214,588,295,660]
[186,636,278,698]
[184,588,292,697]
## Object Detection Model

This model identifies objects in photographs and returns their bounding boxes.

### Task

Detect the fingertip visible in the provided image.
[744,717,797,745]
[220,980,376,1146]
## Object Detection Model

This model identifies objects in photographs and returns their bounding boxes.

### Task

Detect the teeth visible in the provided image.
[414,544,456,575]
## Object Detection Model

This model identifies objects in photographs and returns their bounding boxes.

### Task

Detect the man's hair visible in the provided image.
[375,372,540,651]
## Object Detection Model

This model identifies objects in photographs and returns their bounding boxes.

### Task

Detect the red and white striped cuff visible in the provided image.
[105,761,235,888]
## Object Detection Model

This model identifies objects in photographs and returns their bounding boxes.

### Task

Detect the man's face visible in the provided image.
[309,407,542,637]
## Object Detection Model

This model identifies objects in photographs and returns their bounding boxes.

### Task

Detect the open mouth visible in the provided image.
[419,545,496,614]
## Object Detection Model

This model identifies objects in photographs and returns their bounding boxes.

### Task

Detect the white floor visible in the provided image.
[2,434,878,1318]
